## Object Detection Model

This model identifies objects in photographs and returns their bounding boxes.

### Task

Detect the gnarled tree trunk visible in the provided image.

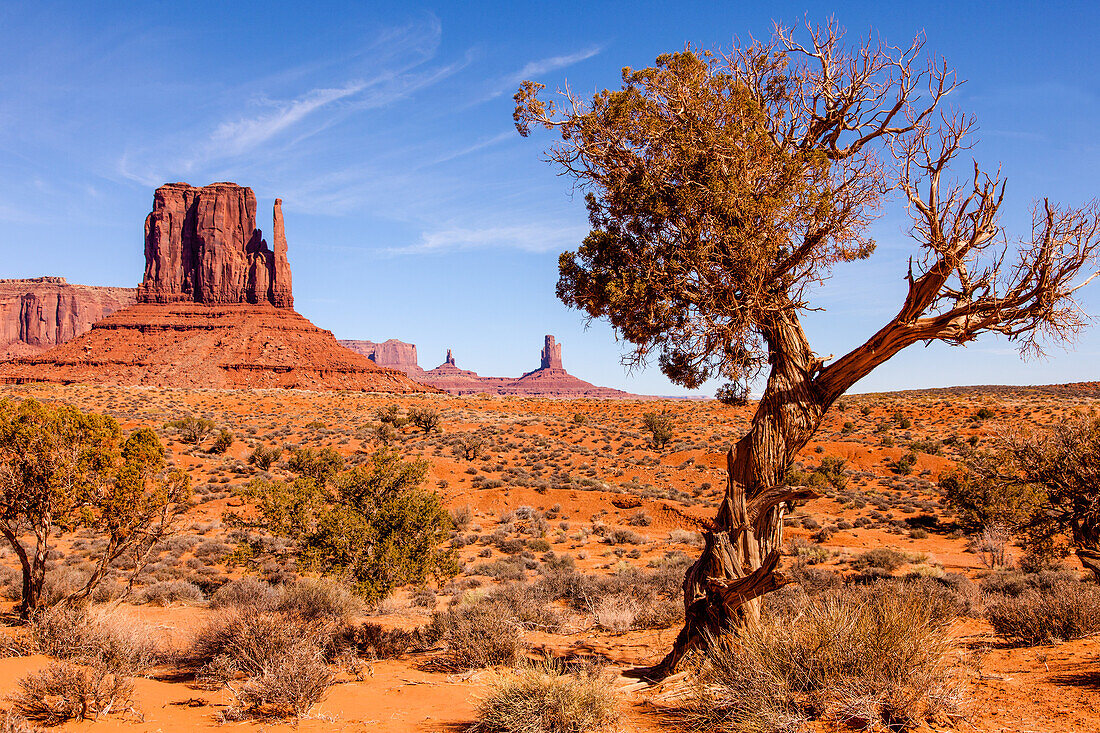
[648,318,827,677]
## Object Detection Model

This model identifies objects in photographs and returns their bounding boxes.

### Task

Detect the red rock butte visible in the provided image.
[341,335,638,398]
[0,183,435,393]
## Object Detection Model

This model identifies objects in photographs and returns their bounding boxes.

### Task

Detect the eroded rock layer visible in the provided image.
[0,277,136,360]
[0,304,435,392]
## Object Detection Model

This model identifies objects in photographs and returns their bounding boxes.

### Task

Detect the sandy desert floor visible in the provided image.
[0,382,1097,732]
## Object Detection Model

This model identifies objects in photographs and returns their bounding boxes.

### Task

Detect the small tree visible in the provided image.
[516,21,1100,675]
[0,399,191,618]
[231,448,458,602]
[408,406,441,434]
[165,415,215,444]
[642,411,675,450]
[952,415,1100,580]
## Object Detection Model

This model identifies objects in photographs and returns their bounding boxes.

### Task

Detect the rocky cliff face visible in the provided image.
[137,182,292,307]
[0,277,136,360]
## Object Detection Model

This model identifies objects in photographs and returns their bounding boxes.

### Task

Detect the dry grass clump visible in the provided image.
[470,657,619,733]
[190,609,339,718]
[223,644,334,721]
[984,579,1100,645]
[29,605,165,674]
[432,598,524,669]
[9,662,134,725]
[678,588,966,732]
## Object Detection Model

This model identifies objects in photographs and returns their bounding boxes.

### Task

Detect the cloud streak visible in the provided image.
[486,46,602,99]
[386,222,588,256]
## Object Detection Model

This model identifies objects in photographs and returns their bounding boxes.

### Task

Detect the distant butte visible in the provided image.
[0,277,135,361]
[340,335,638,398]
[0,183,436,393]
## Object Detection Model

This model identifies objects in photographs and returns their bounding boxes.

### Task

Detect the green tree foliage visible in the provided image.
[0,399,191,618]
[938,454,1043,533]
[942,416,1100,579]
[232,448,457,602]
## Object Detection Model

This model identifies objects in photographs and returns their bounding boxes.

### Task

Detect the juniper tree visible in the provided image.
[516,21,1100,675]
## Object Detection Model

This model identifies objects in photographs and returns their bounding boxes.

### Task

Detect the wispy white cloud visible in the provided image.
[387,222,587,255]
[430,130,515,165]
[207,82,367,158]
[485,46,602,100]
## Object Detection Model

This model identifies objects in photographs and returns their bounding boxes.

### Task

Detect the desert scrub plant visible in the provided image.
[408,406,442,434]
[209,576,279,611]
[432,598,524,669]
[229,448,457,603]
[29,605,165,675]
[10,662,134,725]
[678,588,966,732]
[247,443,282,470]
[984,579,1100,645]
[470,657,619,733]
[850,548,909,573]
[165,414,215,444]
[223,643,334,721]
[139,579,204,606]
[209,429,234,454]
[642,411,674,450]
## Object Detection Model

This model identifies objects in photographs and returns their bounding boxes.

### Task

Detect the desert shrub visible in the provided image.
[984,579,1100,645]
[626,510,652,527]
[247,444,282,470]
[209,576,279,610]
[678,588,965,732]
[276,577,362,622]
[668,529,704,547]
[224,643,333,721]
[487,583,563,632]
[165,414,215,444]
[432,600,524,669]
[139,580,204,606]
[209,429,234,454]
[592,594,640,634]
[29,605,164,674]
[978,568,1077,597]
[604,528,645,545]
[231,449,457,603]
[10,663,133,725]
[348,622,438,660]
[471,657,619,733]
[850,548,908,572]
[408,406,441,434]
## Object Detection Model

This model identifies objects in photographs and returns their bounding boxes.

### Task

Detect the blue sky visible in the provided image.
[1,1,1098,395]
